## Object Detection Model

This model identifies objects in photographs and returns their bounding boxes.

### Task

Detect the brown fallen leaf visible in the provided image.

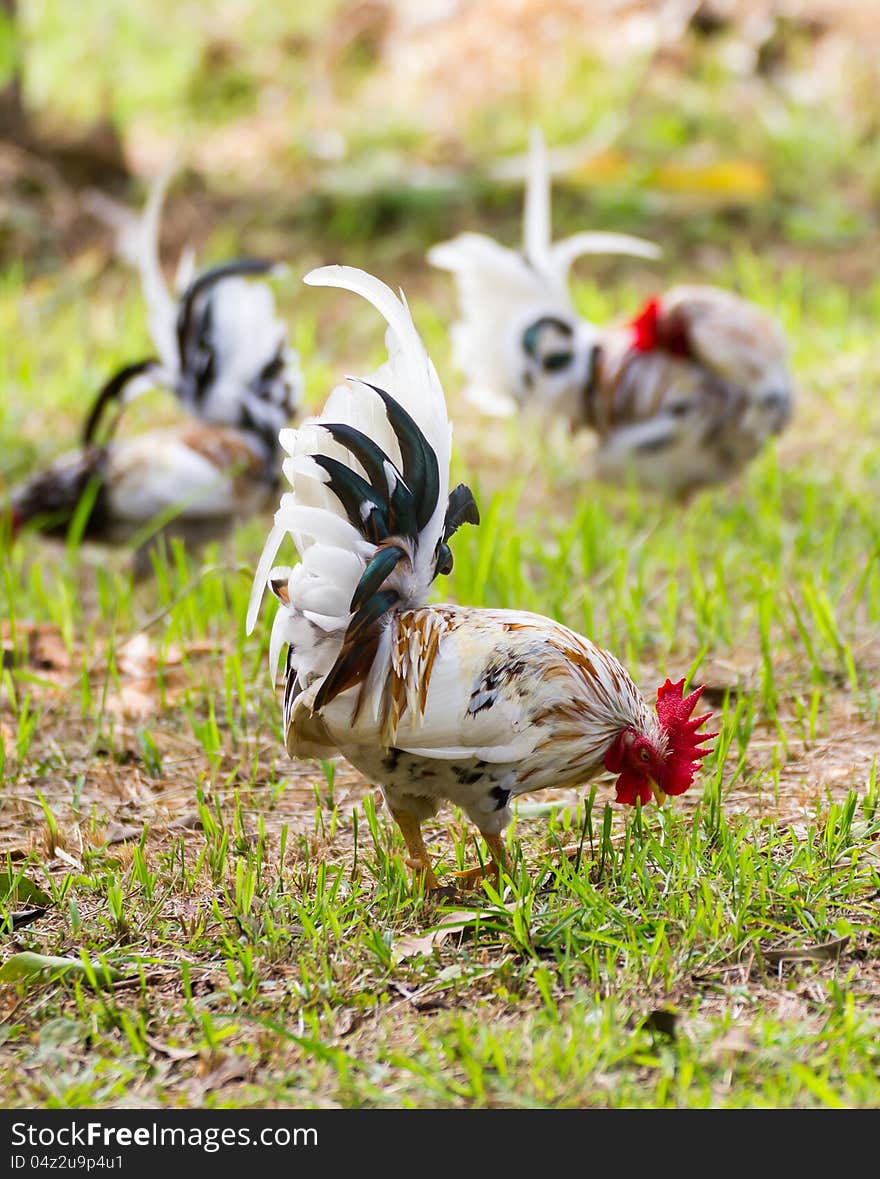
[30,628,71,672]
[1,622,71,673]
[167,813,203,832]
[102,822,148,846]
[103,681,158,719]
[393,904,515,962]
[0,723,15,757]
[393,931,440,961]
[333,1007,361,1037]
[761,935,850,965]
[116,634,155,677]
[116,634,216,677]
[102,634,204,718]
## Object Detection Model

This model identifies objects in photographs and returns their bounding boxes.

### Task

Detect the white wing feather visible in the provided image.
[197,278,292,424]
[106,432,247,523]
[524,124,553,276]
[428,232,573,411]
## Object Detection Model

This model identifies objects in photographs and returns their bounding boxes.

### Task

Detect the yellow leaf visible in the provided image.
[652,159,769,200]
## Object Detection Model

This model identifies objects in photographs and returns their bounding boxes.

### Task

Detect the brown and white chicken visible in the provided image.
[8,412,278,568]
[430,129,794,498]
[585,287,794,497]
[247,265,716,890]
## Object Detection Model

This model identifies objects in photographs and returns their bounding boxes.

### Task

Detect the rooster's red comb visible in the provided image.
[655,677,717,797]
[629,297,662,352]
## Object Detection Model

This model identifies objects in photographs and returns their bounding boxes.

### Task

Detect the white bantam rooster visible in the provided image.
[430,129,794,498]
[7,176,301,568]
[247,265,716,890]
[428,127,660,422]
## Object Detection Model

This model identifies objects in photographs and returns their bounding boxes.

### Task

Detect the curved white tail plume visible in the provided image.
[247,267,477,710]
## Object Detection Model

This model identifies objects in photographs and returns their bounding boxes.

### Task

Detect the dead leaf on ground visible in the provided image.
[101,822,148,846]
[0,723,15,757]
[102,634,215,717]
[197,1052,252,1092]
[116,634,215,677]
[333,1008,361,1037]
[393,931,441,961]
[167,813,203,832]
[393,904,516,962]
[1,622,70,673]
[761,935,850,965]
[103,681,160,719]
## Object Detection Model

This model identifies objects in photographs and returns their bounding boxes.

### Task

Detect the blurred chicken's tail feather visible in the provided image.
[84,164,179,371]
[524,125,552,270]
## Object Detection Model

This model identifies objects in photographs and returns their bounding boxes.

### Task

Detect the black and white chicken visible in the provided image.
[8,172,301,567]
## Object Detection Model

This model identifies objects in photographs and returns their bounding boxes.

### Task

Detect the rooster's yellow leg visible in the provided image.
[391,808,442,891]
[453,833,507,889]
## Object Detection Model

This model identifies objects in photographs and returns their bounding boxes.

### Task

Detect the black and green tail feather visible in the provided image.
[312,384,479,710]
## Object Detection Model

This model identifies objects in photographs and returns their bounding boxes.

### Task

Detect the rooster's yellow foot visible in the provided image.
[452,862,500,890]
[452,834,507,889]
[404,856,442,892]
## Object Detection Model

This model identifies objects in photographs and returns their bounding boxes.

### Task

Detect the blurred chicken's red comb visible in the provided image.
[629,297,662,352]
[629,297,691,358]
[655,678,717,796]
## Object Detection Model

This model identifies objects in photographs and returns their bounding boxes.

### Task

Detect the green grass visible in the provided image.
[2,0,880,1110]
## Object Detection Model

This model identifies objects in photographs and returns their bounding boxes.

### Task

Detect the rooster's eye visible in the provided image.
[639,748,651,763]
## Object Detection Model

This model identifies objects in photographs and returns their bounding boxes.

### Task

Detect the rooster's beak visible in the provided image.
[650,780,666,807]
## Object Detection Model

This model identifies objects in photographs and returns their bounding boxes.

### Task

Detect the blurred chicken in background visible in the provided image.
[429,127,659,422]
[430,128,794,498]
[6,172,302,572]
